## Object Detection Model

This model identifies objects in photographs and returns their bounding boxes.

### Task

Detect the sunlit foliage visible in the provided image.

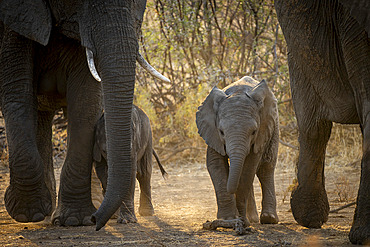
[135,0,293,163]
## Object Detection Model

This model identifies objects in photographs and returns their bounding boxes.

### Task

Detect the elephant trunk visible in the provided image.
[226,139,249,194]
[88,2,137,231]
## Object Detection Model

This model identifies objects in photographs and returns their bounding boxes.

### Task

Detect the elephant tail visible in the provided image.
[153,149,167,179]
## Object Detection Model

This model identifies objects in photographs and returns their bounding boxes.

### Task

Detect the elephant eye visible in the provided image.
[251,130,257,136]
[220,130,225,136]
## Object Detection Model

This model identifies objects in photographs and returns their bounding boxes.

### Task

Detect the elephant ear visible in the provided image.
[0,0,52,45]
[250,80,278,154]
[196,87,227,156]
[339,0,370,38]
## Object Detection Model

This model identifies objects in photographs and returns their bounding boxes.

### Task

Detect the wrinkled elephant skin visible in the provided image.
[0,0,154,230]
[93,105,167,223]
[275,0,370,244]
[196,76,279,226]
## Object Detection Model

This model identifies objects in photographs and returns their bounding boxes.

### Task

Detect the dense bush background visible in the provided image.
[134,0,298,164]
[0,0,362,176]
[0,0,362,207]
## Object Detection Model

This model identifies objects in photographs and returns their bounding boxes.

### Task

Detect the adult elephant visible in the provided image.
[0,0,169,230]
[275,0,370,244]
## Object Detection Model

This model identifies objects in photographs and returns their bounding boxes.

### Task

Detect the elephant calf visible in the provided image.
[93,105,167,223]
[196,76,279,226]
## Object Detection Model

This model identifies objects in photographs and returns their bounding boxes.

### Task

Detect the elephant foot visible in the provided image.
[117,202,137,224]
[349,223,370,245]
[4,183,52,223]
[52,203,96,226]
[260,212,279,224]
[218,215,238,220]
[217,207,238,221]
[117,212,137,224]
[247,210,259,223]
[290,185,329,228]
[138,205,154,216]
[349,203,370,245]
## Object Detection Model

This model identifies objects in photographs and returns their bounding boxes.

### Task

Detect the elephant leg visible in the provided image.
[52,62,102,226]
[1,29,52,222]
[256,162,278,224]
[137,147,154,216]
[36,111,57,215]
[206,147,237,220]
[117,155,138,223]
[291,119,332,228]
[349,121,370,244]
[338,8,370,244]
[246,185,259,223]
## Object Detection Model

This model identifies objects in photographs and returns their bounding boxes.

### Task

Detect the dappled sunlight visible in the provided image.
[103,225,125,239]
[326,124,362,168]
[0,154,359,246]
[0,109,361,245]
[0,0,365,244]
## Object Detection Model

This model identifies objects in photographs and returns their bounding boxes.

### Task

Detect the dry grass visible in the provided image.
[277,122,362,205]
[326,123,362,167]
[278,121,362,168]
[0,111,363,202]
[334,176,356,202]
[0,112,363,246]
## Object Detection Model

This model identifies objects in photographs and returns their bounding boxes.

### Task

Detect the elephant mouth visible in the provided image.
[86,48,170,83]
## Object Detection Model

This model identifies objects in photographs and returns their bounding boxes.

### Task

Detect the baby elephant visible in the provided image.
[93,105,166,223]
[196,76,279,227]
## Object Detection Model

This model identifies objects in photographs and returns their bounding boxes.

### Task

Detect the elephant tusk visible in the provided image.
[86,48,102,82]
[137,52,170,83]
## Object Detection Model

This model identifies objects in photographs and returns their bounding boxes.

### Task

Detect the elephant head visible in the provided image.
[196,79,277,194]
[0,0,168,230]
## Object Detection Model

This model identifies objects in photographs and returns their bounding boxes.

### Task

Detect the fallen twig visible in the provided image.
[278,98,292,104]
[279,139,299,150]
[203,218,251,235]
[346,159,361,167]
[329,202,356,214]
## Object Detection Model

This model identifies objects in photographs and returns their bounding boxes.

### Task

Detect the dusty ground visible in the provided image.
[0,157,361,247]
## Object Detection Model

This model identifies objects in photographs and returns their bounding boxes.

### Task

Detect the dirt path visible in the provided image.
[0,161,360,246]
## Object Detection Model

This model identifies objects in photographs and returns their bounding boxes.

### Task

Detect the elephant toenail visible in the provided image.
[32,213,45,222]
[15,214,28,222]
[82,217,94,226]
[65,217,79,226]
